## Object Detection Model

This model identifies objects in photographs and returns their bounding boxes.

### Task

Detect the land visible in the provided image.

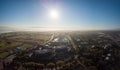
[0,31,120,70]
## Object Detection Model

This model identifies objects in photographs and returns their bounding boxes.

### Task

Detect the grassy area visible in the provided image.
[0,40,21,52]
[0,52,10,59]
[0,32,51,51]
[0,40,7,48]
[22,44,33,50]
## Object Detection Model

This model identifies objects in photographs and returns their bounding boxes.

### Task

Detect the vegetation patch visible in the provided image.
[0,52,10,59]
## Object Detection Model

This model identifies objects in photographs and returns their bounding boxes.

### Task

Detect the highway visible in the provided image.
[66,35,77,51]
[66,34,88,70]
[43,33,54,45]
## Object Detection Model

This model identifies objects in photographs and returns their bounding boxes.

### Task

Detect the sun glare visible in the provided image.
[49,9,59,19]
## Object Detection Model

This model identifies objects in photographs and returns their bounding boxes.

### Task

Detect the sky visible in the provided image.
[0,0,120,31]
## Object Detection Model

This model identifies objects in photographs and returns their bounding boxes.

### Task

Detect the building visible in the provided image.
[30,49,53,61]
[54,45,68,53]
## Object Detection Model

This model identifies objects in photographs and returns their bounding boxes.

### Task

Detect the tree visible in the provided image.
[24,62,35,70]
[60,63,72,70]
[37,63,44,70]
[47,63,55,70]
[56,61,65,69]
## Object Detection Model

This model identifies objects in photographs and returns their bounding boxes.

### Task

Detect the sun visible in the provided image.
[49,9,59,19]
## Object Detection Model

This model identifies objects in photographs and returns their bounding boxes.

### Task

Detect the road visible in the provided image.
[66,35,77,50]
[44,33,54,45]
[4,55,15,63]
[49,34,88,70]
[66,34,88,70]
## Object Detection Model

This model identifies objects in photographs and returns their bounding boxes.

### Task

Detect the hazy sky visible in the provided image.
[0,0,120,31]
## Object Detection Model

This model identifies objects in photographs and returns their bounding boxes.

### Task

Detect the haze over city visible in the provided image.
[0,0,120,70]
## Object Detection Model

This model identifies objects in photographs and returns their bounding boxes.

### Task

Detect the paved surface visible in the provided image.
[44,34,54,45]
[66,34,88,70]
[4,55,15,63]
[66,35,77,50]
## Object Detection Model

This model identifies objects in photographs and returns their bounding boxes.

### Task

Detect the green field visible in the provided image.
[0,52,10,59]
[0,32,51,52]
